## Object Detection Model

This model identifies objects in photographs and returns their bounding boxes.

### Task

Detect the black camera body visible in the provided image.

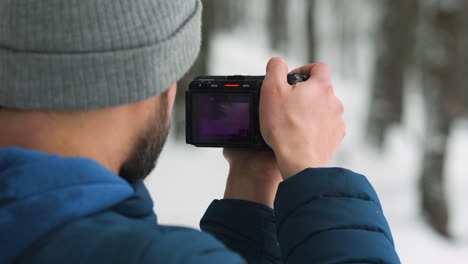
[186,73,309,148]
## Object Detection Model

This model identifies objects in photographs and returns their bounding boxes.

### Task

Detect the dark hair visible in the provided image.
[118,90,170,182]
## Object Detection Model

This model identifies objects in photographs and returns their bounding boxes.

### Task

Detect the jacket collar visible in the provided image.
[0,147,135,264]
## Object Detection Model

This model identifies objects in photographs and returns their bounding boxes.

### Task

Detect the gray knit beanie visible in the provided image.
[0,0,202,110]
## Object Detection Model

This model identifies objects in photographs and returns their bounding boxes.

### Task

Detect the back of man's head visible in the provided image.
[0,0,202,181]
[0,0,201,110]
[0,3,204,263]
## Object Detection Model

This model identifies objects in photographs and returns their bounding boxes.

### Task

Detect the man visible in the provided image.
[0,0,400,263]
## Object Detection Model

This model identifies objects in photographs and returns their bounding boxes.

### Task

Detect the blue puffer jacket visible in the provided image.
[0,147,400,264]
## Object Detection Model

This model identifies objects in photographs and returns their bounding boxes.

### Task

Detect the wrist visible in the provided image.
[224,163,282,208]
[275,147,327,180]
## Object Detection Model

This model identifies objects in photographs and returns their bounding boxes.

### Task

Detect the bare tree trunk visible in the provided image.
[418,0,464,237]
[213,0,245,33]
[419,100,452,238]
[269,0,289,52]
[460,1,468,116]
[173,0,216,139]
[366,0,419,149]
[306,0,316,63]
[333,0,364,79]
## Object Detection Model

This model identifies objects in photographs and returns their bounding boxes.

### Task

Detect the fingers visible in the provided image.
[266,57,289,81]
[263,59,334,97]
[223,148,277,165]
[290,62,331,83]
[337,98,345,114]
[340,118,347,139]
[310,63,331,83]
[263,57,289,94]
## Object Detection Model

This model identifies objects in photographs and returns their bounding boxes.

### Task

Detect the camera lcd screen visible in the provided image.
[192,93,253,145]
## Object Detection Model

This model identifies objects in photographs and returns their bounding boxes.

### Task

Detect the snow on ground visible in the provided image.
[146,30,468,263]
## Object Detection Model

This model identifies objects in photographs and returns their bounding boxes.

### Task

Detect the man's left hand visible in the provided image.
[223,149,283,208]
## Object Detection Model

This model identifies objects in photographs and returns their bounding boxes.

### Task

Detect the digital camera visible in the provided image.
[186,73,309,148]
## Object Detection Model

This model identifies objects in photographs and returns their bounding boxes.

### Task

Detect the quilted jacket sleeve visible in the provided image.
[200,199,282,263]
[201,168,400,264]
[274,168,400,264]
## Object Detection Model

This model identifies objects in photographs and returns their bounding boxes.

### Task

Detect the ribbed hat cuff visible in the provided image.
[0,1,201,110]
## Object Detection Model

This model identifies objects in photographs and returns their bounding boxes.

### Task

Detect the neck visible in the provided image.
[0,111,130,174]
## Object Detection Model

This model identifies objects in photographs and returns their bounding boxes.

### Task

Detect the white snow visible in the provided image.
[145,11,468,264]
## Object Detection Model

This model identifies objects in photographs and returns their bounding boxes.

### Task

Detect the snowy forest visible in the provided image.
[146,0,468,263]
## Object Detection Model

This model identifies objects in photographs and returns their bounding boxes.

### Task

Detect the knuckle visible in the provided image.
[341,119,347,137]
[314,63,331,77]
[267,57,286,70]
[325,83,334,93]
[315,62,330,71]
[337,99,344,113]
[317,82,333,94]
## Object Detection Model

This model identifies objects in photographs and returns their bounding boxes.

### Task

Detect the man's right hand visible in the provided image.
[260,58,346,180]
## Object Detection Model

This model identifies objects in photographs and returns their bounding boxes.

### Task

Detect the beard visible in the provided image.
[118,93,170,183]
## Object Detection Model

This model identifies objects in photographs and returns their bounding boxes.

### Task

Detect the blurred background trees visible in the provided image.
[269,0,289,52]
[171,0,468,239]
[366,0,419,150]
[417,0,465,237]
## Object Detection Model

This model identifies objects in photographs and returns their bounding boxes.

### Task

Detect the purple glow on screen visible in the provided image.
[196,94,251,141]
